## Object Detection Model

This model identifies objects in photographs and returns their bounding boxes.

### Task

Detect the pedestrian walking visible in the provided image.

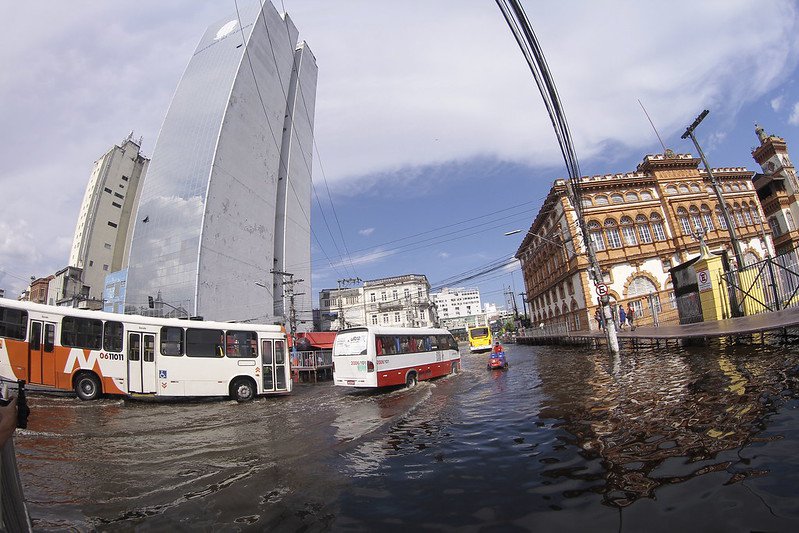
[626,303,635,330]
[618,305,627,330]
[595,308,603,330]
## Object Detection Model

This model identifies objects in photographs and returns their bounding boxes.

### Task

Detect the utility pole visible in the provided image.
[496,0,619,352]
[336,277,362,330]
[271,269,303,340]
[681,109,744,268]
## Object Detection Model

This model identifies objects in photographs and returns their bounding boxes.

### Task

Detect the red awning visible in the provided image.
[294,331,336,349]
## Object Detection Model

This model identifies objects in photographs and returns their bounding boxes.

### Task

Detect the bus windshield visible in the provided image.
[333,329,368,356]
[470,327,489,338]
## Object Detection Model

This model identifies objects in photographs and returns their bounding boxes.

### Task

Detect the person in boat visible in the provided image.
[492,341,504,355]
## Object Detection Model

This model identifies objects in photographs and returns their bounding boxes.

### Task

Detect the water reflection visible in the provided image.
[537,344,797,508]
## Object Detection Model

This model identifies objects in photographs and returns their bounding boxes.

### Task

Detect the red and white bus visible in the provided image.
[332,326,460,388]
[0,298,291,401]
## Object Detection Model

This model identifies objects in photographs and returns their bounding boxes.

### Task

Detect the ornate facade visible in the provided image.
[516,151,770,331]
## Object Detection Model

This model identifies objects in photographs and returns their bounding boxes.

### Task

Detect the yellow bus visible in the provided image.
[467,326,492,353]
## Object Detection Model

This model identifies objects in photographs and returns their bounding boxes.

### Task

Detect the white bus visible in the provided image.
[333,326,460,388]
[0,298,291,401]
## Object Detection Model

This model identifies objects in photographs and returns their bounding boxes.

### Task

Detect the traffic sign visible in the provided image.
[595,283,608,296]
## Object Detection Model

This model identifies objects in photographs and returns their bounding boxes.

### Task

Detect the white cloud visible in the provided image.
[358,228,375,237]
[438,252,450,260]
[790,102,799,126]
[331,248,395,270]
[771,96,784,111]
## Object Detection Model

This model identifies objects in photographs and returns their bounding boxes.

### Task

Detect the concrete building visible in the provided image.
[431,287,484,329]
[318,275,436,331]
[752,125,799,254]
[123,0,317,325]
[69,134,148,303]
[516,150,770,331]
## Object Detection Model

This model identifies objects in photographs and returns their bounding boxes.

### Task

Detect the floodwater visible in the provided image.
[15,341,799,532]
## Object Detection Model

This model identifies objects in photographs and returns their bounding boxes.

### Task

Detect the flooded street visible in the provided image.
[16,342,799,531]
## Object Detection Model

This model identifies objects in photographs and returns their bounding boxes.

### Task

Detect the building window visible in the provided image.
[122,175,129,181]
[734,204,745,227]
[677,207,691,235]
[690,183,701,193]
[650,213,666,241]
[625,192,639,202]
[701,205,714,231]
[604,219,622,248]
[370,293,376,302]
[103,187,112,194]
[381,292,386,301]
[750,203,761,224]
[371,315,378,325]
[394,312,400,323]
[636,215,653,243]
[382,314,389,324]
[588,220,605,251]
[621,216,637,246]
[107,221,118,228]
[595,195,609,206]
[112,202,122,208]
[104,243,112,249]
[611,194,624,204]
[103,264,109,271]
[665,185,678,195]
[786,211,796,231]
[689,206,703,232]
[640,190,653,201]
[114,192,124,200]
[716,207,728,230]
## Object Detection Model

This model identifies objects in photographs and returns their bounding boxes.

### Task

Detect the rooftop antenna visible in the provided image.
[637,99,668,153]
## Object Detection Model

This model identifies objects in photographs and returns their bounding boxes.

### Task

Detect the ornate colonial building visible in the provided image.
[752,125,799,254]
[515,150,770,331]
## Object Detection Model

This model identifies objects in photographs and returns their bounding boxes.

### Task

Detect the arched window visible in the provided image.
[750,202,761,224]
[744,252,759,266]
[678,184,689,194]
[677,207,691,235]
[581,198,593,208]
[689,205,702,231]
[640,190,653,201]
[787,211,796,231]
[742,205,752,225]
[588,220,605,251]
[627,276,659,317]
[595,195,609,206]
[650,213,666,240]
[732,183,741,191]
[666,185,678,195]
[689,183,701,193]
[733,203,745,227]
[605,218,622,248]
[726,204,737,228]
[611,194,624,204]
[701,204,715,231]
[620,216,637,246]
[723,184,732,192]
[716,206,728,230]
[625,192,639,202]
[636,214,653,243]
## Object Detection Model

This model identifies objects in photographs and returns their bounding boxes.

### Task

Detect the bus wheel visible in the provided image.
[450,362,459,375]
[231,378,256,402]
[74,373,101,401]
[405,372,418,388]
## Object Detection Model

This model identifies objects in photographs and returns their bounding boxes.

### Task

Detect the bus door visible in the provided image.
[261,339,288,392]
[128,332,156,393]
[28,320,56,386]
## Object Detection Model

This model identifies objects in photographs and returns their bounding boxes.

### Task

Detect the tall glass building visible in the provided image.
[124,0,316,324]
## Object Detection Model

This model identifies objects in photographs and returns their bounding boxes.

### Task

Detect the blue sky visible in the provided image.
[1,1,799,314]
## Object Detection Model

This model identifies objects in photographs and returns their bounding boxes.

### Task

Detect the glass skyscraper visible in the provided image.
[124,0,316,324]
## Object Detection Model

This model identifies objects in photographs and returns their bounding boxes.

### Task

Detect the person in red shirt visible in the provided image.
[492,341,504,354]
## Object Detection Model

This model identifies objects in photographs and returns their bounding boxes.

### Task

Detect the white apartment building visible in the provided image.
[319,274,436,331]
[69,134,148,303]
[431,287,484,329]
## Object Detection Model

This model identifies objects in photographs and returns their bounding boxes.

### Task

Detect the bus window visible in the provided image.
[61,316,103,350]
[44,323,55,352]
[160,326,184,356]
[0,306,27,340]
[186,328,224,357]
[226,330,257,358]
[143,335,155,363]
[104,321,124,352]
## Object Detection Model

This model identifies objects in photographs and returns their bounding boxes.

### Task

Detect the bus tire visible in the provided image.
[450,362,459,375]
[405,372,418,388]
[231,377,256,402]
[74,372,102,401]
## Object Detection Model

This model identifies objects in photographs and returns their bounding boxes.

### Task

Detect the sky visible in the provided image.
[1,0,799,315]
